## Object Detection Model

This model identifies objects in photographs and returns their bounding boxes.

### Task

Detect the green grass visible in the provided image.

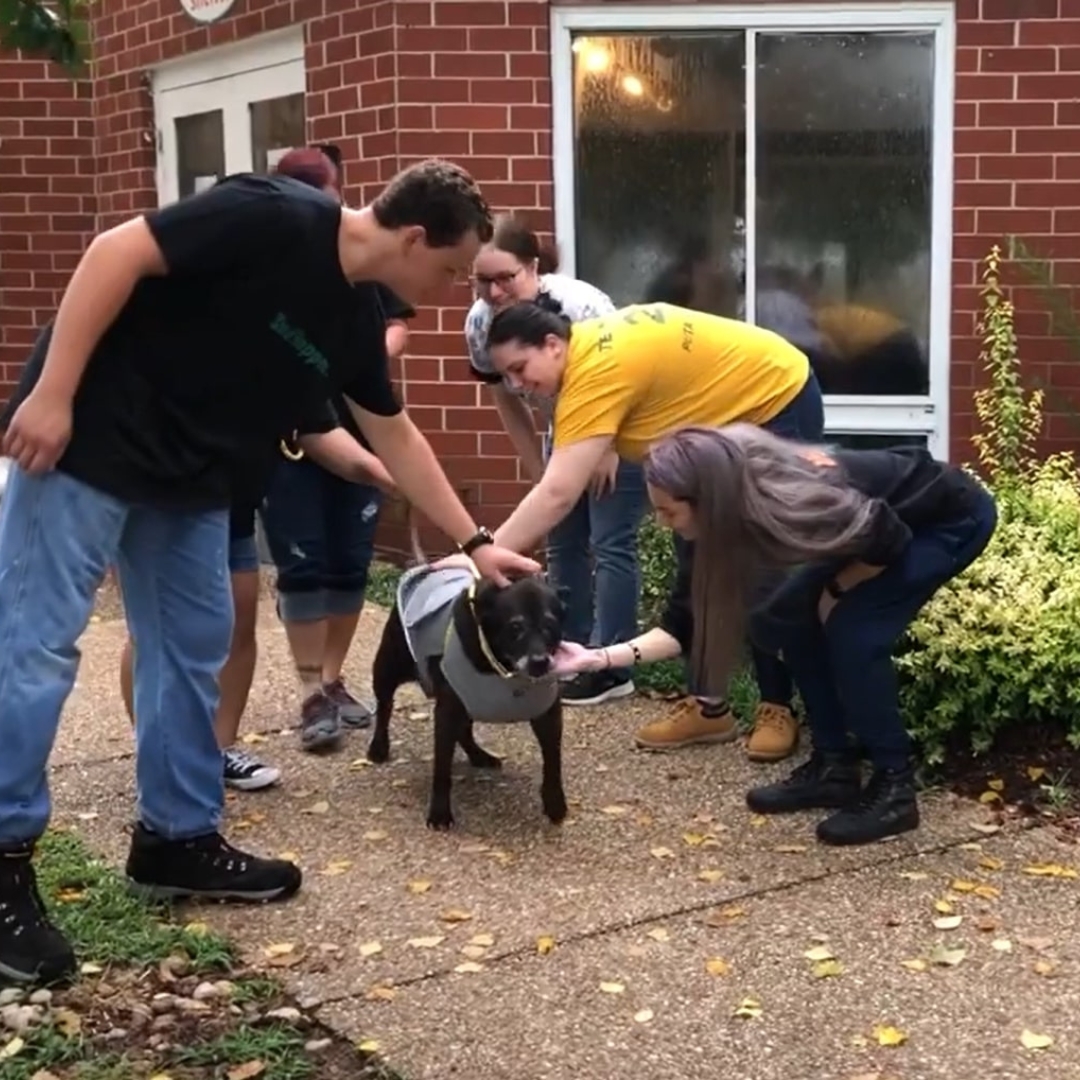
[170,1023,314,1079]
[365,560,403,610]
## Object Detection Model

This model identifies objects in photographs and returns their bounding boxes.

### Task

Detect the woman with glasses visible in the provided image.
[464,216,648,707]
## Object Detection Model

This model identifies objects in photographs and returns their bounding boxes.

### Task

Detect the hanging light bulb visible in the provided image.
[573,37,611,73]
[622,74,645,97]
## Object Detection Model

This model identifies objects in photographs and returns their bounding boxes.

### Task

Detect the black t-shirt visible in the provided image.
[3,174,401,510]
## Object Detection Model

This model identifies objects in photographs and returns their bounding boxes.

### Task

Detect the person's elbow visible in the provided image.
[385,322,410,360]
[94,217,168,278]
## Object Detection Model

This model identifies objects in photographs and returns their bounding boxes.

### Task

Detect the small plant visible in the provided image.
[0,0,88,71]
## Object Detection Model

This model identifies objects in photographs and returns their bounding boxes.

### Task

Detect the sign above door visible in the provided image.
[179,0,237,24]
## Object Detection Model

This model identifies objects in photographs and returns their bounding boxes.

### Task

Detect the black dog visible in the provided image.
[368,567,568,830]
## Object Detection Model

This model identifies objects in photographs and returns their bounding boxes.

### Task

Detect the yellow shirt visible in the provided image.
[552,303,810,462]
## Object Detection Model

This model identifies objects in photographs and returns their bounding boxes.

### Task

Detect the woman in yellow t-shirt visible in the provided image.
[485,298,825,762]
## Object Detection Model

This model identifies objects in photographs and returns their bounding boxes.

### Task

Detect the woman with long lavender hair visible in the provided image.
[552,424,997,846]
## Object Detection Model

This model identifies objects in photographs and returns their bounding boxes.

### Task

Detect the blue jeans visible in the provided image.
[751,485,997,770]
[261,457,381,622]
[546,459,647,679]
[0,467,232,844]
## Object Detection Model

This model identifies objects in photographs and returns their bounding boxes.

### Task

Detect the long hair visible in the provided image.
[491,214,560,275]
[486,299,572,351]
[643,424,879,696]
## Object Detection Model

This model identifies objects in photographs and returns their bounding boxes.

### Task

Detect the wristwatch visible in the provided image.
[459,527,495,556]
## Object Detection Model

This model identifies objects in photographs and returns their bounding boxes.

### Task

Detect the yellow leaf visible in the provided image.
[650,846,675,860]
[363,830,389,842]
[633,1008,654,1024]
[407,936,445,949]
[899,870,928,880]
[978,790,1002,804]
[79,962,104,975]
[773,844,808,854]
[1020,1029,1054,1051]
[357,1039,381,1053]
[407,879,432,894]
[599,981,626,994]
[54,887,87,903]
[803,945,835,962]
[987,778,1005,791]
[0,1037,25,1060]
[52,1007,82,1037]
[970,822,1002,835]
[812,959,843,978]
[536,935,556,955]
[148,1075,173,1080]
[732,997,762,1019]
[901,958,927,972]
[454,961,484,974]
[705,957,730,976]
[872,1025,908,1047]
[460,945,487,960]
[440,908,474,924]
[929,944,967,967]
[682,832,706,846]
[933,915,963,930]
[646,927,670,942]
[321,859,353,877]
[466,933,494,948]
[365,985,396,1001]
[226,1062,267,1080]
[749,814,768,827]
[697,869,723,883]
[1023,863,1078,879]
[972,884,1000,900]
[1033,960,1057,977]
[263,942,296,958]
[277,852,300,864]
[348,758,371,770]
[978,855,1004,871]
[991,938,1013,952]
[601,805,629,816]
[303,801,330,815]
[1026,766,1046,782]
[240,732,267,745]
[950,879,977,893]
[934,899,954,914]
[358,941,383,958]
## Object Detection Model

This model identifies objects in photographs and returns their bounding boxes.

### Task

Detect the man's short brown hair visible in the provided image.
[372,159,494,248]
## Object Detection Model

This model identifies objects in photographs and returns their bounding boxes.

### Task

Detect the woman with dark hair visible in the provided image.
[464,215,646,706]
[552,424,997,846]
[482,300,824,763]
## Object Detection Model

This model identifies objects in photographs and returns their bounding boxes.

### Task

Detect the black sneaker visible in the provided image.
[223,748,281,792]
[816,766,920,846]
[560,670,635,707]
[745,751,862,815]
[125,824,302,903]
[299,690,342,753]
[324,677,374,730]
[0,843,77,986]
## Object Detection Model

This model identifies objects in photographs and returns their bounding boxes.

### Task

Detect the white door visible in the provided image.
[153,30,307,206]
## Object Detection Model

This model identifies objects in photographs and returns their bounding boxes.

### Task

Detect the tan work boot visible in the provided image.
[635,697,740,751]
[745,702,799,762]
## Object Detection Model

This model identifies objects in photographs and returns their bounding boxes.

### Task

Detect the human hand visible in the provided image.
[589,449,620,500]
[469,543,541,587]
[2,388,73,474]
[432,552,478,574]
[551,640,602,677]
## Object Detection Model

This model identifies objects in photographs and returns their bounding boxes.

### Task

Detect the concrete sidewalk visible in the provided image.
[49,588,1080,1080]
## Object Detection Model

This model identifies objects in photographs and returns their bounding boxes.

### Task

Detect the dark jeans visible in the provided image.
[750,485,998,770]
[261,457,381,622]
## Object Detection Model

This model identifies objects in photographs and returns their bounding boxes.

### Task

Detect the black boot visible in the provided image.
[816,766,919,846]
[125,824,302,903]
[746,751,862,815]
[0,843,77,986]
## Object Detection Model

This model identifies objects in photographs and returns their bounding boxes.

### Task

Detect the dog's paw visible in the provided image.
[466,747,503,770]
[426,806,455,831]
[367,740,390,765]
[541,787,569,825]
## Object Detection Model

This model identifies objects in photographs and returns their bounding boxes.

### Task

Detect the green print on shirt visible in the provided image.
[269,313,329,376]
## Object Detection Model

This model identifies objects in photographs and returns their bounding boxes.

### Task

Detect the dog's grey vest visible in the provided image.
[396,565,559,724]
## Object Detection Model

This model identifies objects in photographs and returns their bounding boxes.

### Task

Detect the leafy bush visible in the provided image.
[896,247,1080,764]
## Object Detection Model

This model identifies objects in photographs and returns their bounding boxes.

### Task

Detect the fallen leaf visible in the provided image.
[363,830,389,842]
[975,915,1000,932]
[950,879,977,893]
[774,844,808,854]
[748,814,768,827]
[650,846,675,859]
[51,1007,82,1036]
[973,884,1001,900]
[991,938,1013,952]
[899,870,928,880]
[240,732,267,745]
[365,985,396,1001]
[406,879,433,895]
[277,852,300,864]
[934,898,955,914]
[872,1025,908,1047]
[633,1008,654,1024]
[697,869,724,883]
[79,962,104,975]
[303,801,330,815]
[812,959,844,978]
[901,958,928,972]
[970,822,1002,835]
[682,832,706,846]
[705,957,730,976]
[148,1075,173,1080]
[599,981,626,994]
[263,942,296,958]
[601,805,629,816]
[357,1039,381,1053]
[1020,1029,1054,1051]
[460,945,487,960]
[358,941,383,958]
[1018,936,1054,952]
[454,961,484,974]
[75,811,99,821]
[979,855,1004,871]
[987,778,1005,792]
[1022,863,1078,879]
[646,927,670,942]
[1033,960,1057,977]
[0,1037,25,1060]
[407,936,445,949]
[54,887,87,903]
[536,935,556,955]
[732,997,762,1019]
[348,758,371,770]
[803,945,836,962]
[226,1062,267,1080]
[440,908,474,924]
[1027,766,1047,782]
[929,944,967,967]
[469,933,495,947]
[321,859,353,877]
[933,915,963,930]
[30,1071,63,1080]
[979,790,1003,804]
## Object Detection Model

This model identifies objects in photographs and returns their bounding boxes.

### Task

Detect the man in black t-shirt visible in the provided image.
[0,159,539,986]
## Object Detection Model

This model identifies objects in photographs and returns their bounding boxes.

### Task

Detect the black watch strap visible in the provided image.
[460,527,494,556]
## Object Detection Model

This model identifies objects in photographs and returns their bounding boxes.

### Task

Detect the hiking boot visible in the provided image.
[816,766,920,846]
[223,748,281,792]
[0,842,77,986]
[324,677,374,729]
[561,670,635,707]
[746,750,862,815]
[634,697,739,751]
[745,702,799,762]
[125,824,302,903]
[299,690,341,753]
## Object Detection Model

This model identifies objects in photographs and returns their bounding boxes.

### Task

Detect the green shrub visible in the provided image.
[897,247,1080,765]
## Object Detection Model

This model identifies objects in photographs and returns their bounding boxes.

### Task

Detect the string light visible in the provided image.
[573,36,671,111]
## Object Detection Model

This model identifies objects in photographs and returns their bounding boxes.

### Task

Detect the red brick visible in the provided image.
[1056,208,1080,231]
[954,127,1013,154]
[955,73,1015,100]
[1021,19,1080,44]
[1016,127,1079,153]
[957,20,1016,46]
[1058,101,1080,124]
[978,100,1055,126]
[981,47,1057,72]
[982,0,1057,17]
[1018,73,1080,98]
[954,181,1013,209]
[434,2,507,26]
[975,208,1054,234]
[1057,156,1080,180]
[1016,181,1080,206]
[978,154,1054,180]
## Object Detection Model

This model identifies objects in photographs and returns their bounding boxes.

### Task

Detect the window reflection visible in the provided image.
[250,92,306,174]
[175,110,224,198]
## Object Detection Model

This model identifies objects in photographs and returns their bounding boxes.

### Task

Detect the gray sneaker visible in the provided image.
[324,677,374,729]
[299,691,342,752]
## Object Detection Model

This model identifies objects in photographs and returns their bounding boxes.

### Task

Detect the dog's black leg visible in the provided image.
[367,611,406,765]
[458,720,503,770]
[428,692,463,830]
[530,705,568,824]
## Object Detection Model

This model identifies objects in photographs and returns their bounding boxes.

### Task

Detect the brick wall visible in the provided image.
[3,0,1080,558]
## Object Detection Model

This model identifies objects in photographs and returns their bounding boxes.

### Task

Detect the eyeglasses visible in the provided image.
[470,267,523,294]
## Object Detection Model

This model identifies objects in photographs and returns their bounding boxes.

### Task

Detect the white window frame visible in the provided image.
[152,28,306,207]
[551,2,956,458]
